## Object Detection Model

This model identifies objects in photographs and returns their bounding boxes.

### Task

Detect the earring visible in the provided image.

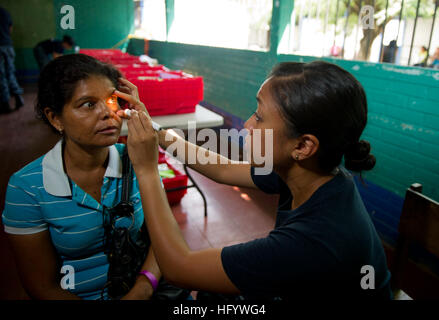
[295,154,299,160]
[58,128,63,135]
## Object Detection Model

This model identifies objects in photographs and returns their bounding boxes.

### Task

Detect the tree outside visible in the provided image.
[293,0,438,64]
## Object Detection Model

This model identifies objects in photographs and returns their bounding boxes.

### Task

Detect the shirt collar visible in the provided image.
[42,140,123,197]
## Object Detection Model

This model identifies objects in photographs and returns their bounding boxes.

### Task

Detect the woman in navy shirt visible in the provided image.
[120,61,392,300]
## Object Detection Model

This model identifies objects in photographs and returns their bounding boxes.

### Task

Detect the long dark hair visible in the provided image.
[268,61,375,173]
[35,53,122,133]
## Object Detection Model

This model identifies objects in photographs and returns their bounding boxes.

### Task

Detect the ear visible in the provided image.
[44,107,64,133]
[290,134,319,161]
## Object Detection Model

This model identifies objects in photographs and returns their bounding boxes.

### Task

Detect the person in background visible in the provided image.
[0,6,24,114]
[429,47,439,69]
[382,40,397,64]
[329,44,341,57]
[33,35,74,70]
[414,46,428,67]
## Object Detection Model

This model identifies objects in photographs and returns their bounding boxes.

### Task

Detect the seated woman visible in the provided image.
[119,61,392,300]
[2,54,161,300]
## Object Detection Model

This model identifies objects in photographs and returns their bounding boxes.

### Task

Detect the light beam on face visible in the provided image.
[105,94,119,112]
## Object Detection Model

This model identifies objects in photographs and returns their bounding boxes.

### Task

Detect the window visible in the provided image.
[280,0,439,68]
[167,0,272,51]
[133,0,167,41]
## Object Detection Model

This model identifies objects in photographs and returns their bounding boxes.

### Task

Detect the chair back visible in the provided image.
[391,183,439,299]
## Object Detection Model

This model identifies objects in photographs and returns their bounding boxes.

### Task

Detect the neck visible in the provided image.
[278,164,335,211]
[62,138,109,174]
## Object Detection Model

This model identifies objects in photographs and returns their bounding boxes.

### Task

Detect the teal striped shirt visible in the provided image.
[2,140,147,300]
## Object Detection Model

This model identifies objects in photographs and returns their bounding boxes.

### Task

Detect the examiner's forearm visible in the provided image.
[158,129,244,184]
[136,169,191,283]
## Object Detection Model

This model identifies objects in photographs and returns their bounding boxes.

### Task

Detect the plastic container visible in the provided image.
[80,49,139,65]
[81,49,203,117]
[120,65,166,76]
[80,48,125,56]
[109,56,142,64]
[159,157,188,205]
[115,65,165,77]
[129,72,203,116]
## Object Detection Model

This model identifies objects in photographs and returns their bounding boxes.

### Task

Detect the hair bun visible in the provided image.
[344,140,376,172]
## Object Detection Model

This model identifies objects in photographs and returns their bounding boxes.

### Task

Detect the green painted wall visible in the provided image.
[3,0,134,78]
[2,0,56,72]
[53,0,134,49]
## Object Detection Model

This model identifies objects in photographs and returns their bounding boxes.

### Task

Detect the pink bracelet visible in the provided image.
[138,270,158,292]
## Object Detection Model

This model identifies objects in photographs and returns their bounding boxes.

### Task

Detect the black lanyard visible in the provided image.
[103,147,134,253]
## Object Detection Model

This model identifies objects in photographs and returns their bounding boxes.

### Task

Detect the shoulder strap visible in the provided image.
[121,147,132,202]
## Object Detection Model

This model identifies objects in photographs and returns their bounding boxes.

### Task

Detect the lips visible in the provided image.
[97,125,118,134]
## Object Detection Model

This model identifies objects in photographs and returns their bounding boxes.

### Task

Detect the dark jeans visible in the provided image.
[0,45,23,104]
[33,44,52,70]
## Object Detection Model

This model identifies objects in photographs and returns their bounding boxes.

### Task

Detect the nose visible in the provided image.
[244,117,254,134]
[97,100,112,119]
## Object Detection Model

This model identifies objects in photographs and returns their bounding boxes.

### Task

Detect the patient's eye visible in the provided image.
[82,101,96,109]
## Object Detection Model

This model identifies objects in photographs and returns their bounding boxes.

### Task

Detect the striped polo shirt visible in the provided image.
[2,140,147,300]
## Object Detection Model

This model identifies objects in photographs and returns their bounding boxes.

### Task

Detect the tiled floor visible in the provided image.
[0,83,278,299]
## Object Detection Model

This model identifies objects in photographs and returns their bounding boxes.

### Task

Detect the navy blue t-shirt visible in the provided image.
[221,166,392,300]
[0,7,12,46]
